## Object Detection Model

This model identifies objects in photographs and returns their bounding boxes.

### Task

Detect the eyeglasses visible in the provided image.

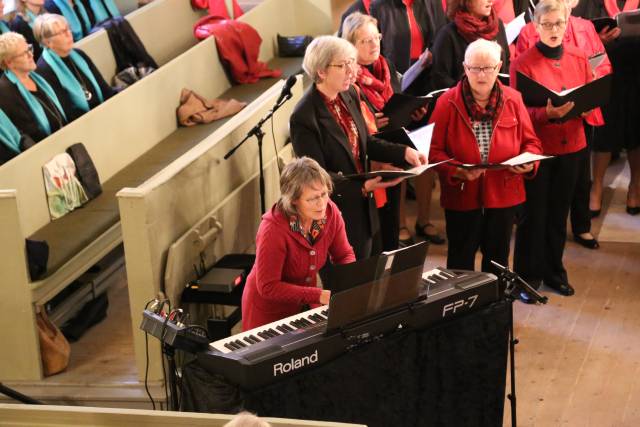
[356,33,383,45]
[538,20,566,31]
[47,25,71,38]
[302,192,330,205]
[9,44,34,60]
[328,58,357,72]
[464,64,500,74]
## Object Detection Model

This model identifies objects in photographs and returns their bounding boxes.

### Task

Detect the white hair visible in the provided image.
[534,0,568,23]
[33,14,69,44]
[464,39,502,65]
[0,32,27,70]
[302,35,357,83]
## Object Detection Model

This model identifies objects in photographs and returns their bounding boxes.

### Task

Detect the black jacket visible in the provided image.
[36,48,116,121]
[338,0,369,37]
[10,15,43,61]
[290,85,407,258]
[370,0,448,74]
[93,17,158,72]
[0,74,69,143]
[430,21,510,90]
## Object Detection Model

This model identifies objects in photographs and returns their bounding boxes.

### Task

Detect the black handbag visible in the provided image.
[26,239,49,281]
[66,143,102,200]
[277,34,313,57]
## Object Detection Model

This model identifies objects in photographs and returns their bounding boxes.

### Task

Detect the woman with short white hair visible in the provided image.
[429,38,542,277]
[34,13,115,121]
[0,31,69,142]
[290,35,427,260]
[510,0,593,298]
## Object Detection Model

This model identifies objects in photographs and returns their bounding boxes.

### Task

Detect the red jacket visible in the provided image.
[510,45,591,155]
[241,200,355,330]
[514,16,612,126]
[429,81,542,211]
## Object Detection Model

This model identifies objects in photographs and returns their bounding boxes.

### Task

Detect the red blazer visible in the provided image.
[429,81,542,211]
[510,45,591,155]
[241,200,355,330]
[514,16,612,126]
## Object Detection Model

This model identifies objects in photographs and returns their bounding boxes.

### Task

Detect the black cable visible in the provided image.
[161,347,169,410]
[143,332,156,410]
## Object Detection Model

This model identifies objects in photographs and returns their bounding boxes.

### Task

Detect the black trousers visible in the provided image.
[444,206,518,276]
[570,126,592,235]
[376,184,401,252]
[514,149,583,284]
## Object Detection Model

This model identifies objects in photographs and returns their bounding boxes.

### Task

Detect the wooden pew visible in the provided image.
[0,0,331,382]
[0,404,367,427]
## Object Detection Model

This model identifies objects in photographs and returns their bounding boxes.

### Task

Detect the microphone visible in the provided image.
[275,75,297,105]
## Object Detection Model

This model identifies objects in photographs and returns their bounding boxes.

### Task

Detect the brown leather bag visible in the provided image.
[36,309,71,376]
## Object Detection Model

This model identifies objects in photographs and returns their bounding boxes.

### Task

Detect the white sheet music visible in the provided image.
[500,152,552,166]
[506,12,527,44]
[408,123,434,155]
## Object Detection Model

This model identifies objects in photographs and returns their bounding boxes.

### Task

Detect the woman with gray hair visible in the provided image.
[510,0,593,298]
[241,157,356,330]
[0,31,69,142]
[34,13,115,121]
[429,38,542,278]
[290,35,427,260]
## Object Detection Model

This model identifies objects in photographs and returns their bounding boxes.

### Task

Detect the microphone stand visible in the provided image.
[490,260,547,427]
[224,91,293,214]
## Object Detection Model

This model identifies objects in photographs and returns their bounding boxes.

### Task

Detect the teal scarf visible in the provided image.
[42,48,103,112]
[89,0,121,22]
[0,109,22,154]
[5,70,67,136]
[25,9,39,28]
[0,20,10,34]
[51,0,92,41]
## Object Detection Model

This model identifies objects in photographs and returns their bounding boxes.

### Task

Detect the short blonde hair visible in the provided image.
[33,14,68,44]
[341,12,378,45]
[534,0,568,23]
[464,39,502,64]
[223,412,271,427]
[302,35,356,83]
[277,157,333,218]
[0,32,27,70]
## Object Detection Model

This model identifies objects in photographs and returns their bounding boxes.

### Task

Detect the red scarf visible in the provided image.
[461,76,503,123]
[362,0,371,13]
[604,0,639,17]
[356,56,394,111]
[454,8,500,43]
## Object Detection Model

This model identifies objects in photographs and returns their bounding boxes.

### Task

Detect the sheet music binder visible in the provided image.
[324,242,428,335]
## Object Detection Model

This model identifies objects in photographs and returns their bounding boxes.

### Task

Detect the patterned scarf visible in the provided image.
[454,8,500,43]
[461,76,503,123]
[289,215,326,245]
[356,56,394,111]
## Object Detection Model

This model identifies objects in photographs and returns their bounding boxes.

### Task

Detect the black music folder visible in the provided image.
[592,9,640,37]
[458,152,552,170]
[325,242,428,334]
[515,71,613,120]
[342,159,450,181]
[381,89,448,130]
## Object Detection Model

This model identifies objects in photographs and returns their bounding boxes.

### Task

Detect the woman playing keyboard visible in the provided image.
[241,157,356,330]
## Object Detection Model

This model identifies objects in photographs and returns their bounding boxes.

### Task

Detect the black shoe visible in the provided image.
[589,209,601,218]
[627,205,640,215]
[546,280,575,296]
[415,223,445,245]
[574,233,600,249]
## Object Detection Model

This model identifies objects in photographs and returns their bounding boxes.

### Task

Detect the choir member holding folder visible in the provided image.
[510,0,592,298]
[290,36,426,260]
[429,39,542,277]
[515,0,612,249]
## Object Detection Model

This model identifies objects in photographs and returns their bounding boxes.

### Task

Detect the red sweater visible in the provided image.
[241,200,355,330]
[429,81,542,210]
[514,16,612,127]
[510,45,591,155]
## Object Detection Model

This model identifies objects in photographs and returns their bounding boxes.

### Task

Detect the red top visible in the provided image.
[402,0,424,60]
[429,82,542,211]
[514,16,612,126]
[510,45,591,155]
[241,200,355,330]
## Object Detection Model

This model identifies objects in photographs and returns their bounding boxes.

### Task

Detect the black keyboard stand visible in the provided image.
[491,260,547,427]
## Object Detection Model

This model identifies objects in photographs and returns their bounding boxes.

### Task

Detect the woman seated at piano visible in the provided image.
[241,157,356,331]
[33,14,116,122]
[428,39,541,277]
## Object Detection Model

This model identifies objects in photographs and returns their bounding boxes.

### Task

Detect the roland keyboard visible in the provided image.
[197,268,498,389]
